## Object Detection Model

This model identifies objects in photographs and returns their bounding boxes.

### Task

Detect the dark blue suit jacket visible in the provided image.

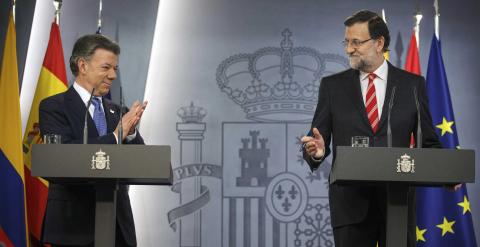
[303,62,441,242]
[39,86,143,246]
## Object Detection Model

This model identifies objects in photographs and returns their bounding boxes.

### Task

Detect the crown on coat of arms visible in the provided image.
[95,149,106,156]
[216,29,349,122]
[177,102,207,123]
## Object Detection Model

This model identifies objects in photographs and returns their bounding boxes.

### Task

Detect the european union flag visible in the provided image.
[416,35,477,247]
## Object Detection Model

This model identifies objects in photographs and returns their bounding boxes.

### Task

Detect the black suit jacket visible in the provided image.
[304,62,441,229]
[39,86,143,246]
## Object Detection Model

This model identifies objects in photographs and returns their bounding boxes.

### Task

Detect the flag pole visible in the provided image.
[97,0,103,33]
[13,0,16,23]
[414,2,423,48]
[381,8,387,24]
[381,9,390,60]
[434,0,440,39]
[53,0,62,25]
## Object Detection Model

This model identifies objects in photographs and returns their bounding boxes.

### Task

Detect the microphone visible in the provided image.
[387,86,397,148]
[413,87,422,148]
[118,85,124,145]
[83,88,95,144]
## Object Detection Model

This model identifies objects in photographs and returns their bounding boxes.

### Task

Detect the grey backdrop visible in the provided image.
[2,0,479,246]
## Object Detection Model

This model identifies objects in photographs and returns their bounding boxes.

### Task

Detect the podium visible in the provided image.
[330,146,475,247]
[32,144,172,247]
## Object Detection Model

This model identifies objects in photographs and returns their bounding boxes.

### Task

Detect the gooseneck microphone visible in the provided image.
[83,88,95,144]
[387,86,397,148]
[118,85,124,145]
[413,87,422,148]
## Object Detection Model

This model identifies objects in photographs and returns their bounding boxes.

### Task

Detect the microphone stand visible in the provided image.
[387,86,397,148]
[118,85,124,145]
[413,87,422,148]
[83,88,96,144]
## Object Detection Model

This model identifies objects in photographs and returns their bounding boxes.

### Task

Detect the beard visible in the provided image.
[349,55,370,71]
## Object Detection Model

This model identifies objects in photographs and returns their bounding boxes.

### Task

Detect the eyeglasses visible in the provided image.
[342,38,373,48]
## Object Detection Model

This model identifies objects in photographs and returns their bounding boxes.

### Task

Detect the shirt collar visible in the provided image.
[360,59,388,81]
[73,82,103,106]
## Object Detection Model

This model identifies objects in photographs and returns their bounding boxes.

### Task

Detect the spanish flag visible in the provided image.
[404,32,421,75]
[22,22,68,245]
[0,11,28,247]
[405,31,421,148]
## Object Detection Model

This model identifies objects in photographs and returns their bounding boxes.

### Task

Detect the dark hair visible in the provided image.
[344,10,390,52]
[69,34,120,76]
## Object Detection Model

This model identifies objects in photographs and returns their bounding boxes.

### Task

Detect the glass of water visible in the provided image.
[43,134,62,144]
[351,136,369,147]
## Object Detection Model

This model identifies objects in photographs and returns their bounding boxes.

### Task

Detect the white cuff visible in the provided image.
[113,132,119,144]
[113,129,137,144]
[125,129,137,142]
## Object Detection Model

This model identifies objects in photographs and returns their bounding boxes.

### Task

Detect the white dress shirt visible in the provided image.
[73,82,104,118]
[359,59,388,117]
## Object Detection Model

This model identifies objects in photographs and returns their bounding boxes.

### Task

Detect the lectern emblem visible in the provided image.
[397,154,415,173]
[91,149,111,170]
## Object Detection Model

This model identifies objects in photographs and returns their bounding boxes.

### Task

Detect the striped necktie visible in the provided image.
[365,73,379,133]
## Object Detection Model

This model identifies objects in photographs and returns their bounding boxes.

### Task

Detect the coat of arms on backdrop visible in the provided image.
[169,29,349,247]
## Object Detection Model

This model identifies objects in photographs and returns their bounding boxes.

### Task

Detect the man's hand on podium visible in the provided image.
[301,128,325,159]
[445,183,462,192]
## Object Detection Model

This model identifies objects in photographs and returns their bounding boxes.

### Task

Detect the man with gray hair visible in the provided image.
[301,10,442,247]
[39,34,147,247]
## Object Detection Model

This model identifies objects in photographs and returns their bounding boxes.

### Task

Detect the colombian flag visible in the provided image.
[0,11,28,247]
[22,22,68,245]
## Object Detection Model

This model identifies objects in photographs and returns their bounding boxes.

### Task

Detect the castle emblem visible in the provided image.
[397,153,415,173]
[237,130,270,187]
[91,149,111,170]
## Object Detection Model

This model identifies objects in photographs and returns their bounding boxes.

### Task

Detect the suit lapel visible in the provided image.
[347,69,372,130]
[102,98,119,133]
[377,62,400,132]
[65,86,99,137]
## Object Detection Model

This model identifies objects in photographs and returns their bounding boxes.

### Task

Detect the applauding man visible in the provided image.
[39,34,146,247]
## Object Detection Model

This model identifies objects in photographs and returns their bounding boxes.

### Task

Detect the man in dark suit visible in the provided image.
[39,34,147,247]
[301,10,442,247]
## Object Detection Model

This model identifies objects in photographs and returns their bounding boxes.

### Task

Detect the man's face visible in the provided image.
[344,22,384,72]
[78,48,118,96]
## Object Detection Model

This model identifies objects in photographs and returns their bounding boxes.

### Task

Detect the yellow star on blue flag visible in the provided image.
[417,226,427,242]
[416,35,477,247]
[436,117,454,136]
[457,196,471,215]
[436,217,455,236]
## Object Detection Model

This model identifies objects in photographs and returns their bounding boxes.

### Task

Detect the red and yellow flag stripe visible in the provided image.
[22,22,68,245]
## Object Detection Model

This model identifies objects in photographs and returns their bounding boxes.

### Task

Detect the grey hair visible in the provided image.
[69,34,120,76]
